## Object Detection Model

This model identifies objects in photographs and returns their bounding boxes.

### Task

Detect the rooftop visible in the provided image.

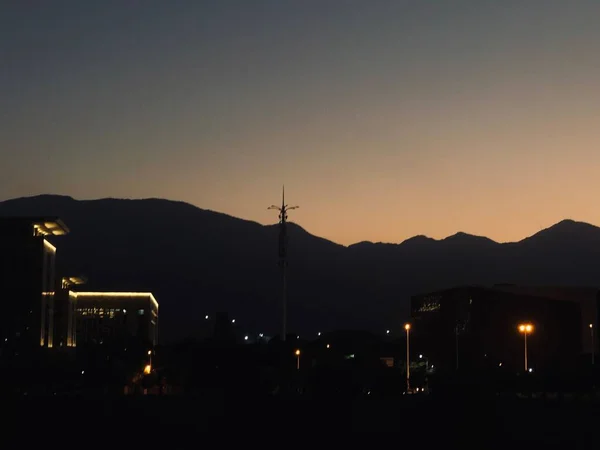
[61,276,87,288]
[75,292,159,310]
[0,216,70,235]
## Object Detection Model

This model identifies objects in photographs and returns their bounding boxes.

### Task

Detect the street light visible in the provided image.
[147,349,152,367]
[590,324,595,365]
[518,323,534,372]
[405,323,411,391]
[419,353,429,372]
[295,349,301,370]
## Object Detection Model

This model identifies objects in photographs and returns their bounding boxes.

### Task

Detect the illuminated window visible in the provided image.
[138,309,145,315]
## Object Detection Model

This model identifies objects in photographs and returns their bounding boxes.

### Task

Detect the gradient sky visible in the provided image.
[2,1,600,245]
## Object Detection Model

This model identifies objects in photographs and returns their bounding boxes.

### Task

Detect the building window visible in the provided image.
[137,309,145,315]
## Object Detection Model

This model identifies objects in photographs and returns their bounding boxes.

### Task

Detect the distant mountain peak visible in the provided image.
[442,231,498,245]
[549,219,596,230]
[523,219,600,243]
[401,235,435,245]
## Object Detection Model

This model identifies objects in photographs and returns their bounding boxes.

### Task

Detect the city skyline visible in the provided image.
[2,1,600,245]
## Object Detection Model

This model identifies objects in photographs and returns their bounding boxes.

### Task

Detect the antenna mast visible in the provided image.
[268,186,299,342]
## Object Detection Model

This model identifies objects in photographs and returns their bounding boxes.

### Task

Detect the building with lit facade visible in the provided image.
[0,217,69,357]
[75,292,158,347]
[52,276,87,349]
[410,286,583,373]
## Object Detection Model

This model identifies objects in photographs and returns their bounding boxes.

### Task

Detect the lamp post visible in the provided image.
[295,349,301,370]
[590,324,595,365]
[518,323,534,372]
[405,323,411,391]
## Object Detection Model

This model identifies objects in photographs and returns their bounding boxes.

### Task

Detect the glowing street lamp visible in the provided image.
[295,349,301,370]
[405,323,411,390]
[143,364,151,375]
[518,323,534,372]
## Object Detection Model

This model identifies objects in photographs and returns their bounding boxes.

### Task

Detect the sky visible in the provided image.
[1,0,600,246]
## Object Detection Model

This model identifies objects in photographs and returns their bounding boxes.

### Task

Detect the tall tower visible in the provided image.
[268,186,298,342]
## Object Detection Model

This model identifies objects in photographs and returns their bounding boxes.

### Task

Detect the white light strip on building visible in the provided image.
[43,239,57,253]
[75,292,159,310]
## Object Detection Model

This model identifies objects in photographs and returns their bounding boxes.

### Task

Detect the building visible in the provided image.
[52,276,87,349]
[0,217,69,356]
[75,292,158,348]
[491,285,599,356]
[410,286,583,373]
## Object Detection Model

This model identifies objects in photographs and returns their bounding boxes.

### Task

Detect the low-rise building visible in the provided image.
[410,285,582,373]
[75,292,158,347]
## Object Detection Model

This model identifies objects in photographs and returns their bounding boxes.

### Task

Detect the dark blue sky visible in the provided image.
[2,1,600,244]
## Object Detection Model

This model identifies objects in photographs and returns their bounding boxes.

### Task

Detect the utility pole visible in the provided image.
[268,186,298,342]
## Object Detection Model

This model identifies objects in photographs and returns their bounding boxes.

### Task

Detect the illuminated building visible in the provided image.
[53,276,87,348]
[410,286,582,373]
[75,292,158,347]
[0,217,69,356]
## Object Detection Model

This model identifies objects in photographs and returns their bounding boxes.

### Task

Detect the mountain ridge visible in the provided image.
[1,194,599,342]
[2,194,594,247]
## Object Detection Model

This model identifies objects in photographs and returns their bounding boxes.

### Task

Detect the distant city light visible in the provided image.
[244,335,248,341]
[419,354,423,359]
[205,315,209,320]
[231,319,236,324]
[81,370,85,375]
[326,344,331,349]
[528,368,533,373]
[317,332,321,336]
[386,330,390,334]
[296,335,300,339]
[499,362,503,367]
[259,333,264,338]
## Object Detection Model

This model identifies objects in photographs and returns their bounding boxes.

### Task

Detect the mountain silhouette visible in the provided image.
[1,195,599,342]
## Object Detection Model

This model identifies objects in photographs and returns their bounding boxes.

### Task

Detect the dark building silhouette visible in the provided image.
[491,285,599,356]
[411,286,582,373]
[75,292,158,347]
[0,217,69,357]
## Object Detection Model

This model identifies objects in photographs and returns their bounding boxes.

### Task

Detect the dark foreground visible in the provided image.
[6,392,599,442]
